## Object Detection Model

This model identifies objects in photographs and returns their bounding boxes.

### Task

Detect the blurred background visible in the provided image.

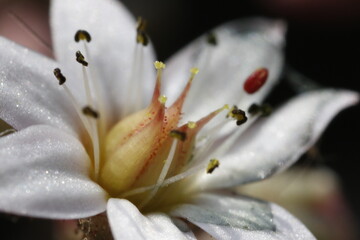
[0,0,360,239]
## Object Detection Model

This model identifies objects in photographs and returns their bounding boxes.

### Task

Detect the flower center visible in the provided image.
[99,61,230,209]
[52,28,269,211]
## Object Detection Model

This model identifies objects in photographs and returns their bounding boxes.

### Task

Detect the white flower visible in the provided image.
[0,0,358,239]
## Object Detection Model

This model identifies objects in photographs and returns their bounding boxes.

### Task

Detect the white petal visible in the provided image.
[170,193,315,240]
[164,18,285,123]
[0,125,107,219]
[0,37,82,135]
[107,198,195,240]
[51,0,156,125]
[195,89,359,190]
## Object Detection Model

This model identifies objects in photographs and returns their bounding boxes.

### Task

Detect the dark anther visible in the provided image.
[74,30,91,42]
[234,107,248,126]
[169,130,187,141]
[53,68,66,85]
[76,51,88,67]
[260,103,272,117]
[236,117,248,126]
[136,17,149,46]
[248,103,272,117]
[227,105,247,126]
[82,106,99,118]
[207,32,217,46]
[207,159,219,174]
[137,32,149,46]
[248,103,260,115]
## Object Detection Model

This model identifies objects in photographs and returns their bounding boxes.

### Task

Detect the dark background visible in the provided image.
[0,0,360,239]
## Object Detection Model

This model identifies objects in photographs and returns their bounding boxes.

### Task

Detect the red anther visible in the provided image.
[243,68,269,94]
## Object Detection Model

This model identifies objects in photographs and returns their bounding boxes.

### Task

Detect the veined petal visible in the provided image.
[170,193,315,240]
[0,125,107,219]
[51,0,156,126]
[164,18,285,124]
[195,89,359,190]
[107,199,195,240]
[0,37,82,136]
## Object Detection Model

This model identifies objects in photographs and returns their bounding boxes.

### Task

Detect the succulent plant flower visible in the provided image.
[0,0,358,239]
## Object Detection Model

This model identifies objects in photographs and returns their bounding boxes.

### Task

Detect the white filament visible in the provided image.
[79,62,101,180]
[211,115,258,158]
[139,139,178,208]
[61,84,92,134]
[122,44,144,117]
[82,41,107,138]
[121,159,206,199]
[186,43,215,99]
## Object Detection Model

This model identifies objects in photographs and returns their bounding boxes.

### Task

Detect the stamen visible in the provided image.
[154,61,166,70]
[136,17,149,46]
[207,32,217,46]
[80,74,100,182]
[82,106,99,118]
[190,67,200,76]
[80,62,94,112]
[76,50,89,67]
[187,121,197,129]
[260,103,272,117]
[158,95,168,104]
[244,68,269,94]
[120,159,207,198]
[76,31,106,134]
[176,105,229,172]
[122,19,151,116]
[182,34,217,102]
[75,30,92,42]
[148,61,166,108]
[169,130,187,141]
[196,104,230,141]
[206,159,220,174]
[53,68,66,85]
[227,105,247,126]
[74,48,101,180]
[52,68,93,134]
[207,115,259,161]
[168,67,198,113]
[248,103,272,117]
[248,103,261,115]
[122,44,146,116]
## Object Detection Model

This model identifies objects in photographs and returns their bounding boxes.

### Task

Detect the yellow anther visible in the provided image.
[154,61,166,70]
[207,159,220,174]
[190,67,199,76]
[158,95,167,104]
[223,104,230,110]
[187,121,197,129]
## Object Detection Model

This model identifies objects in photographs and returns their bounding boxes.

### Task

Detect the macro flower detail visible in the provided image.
[0,0,358,239]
